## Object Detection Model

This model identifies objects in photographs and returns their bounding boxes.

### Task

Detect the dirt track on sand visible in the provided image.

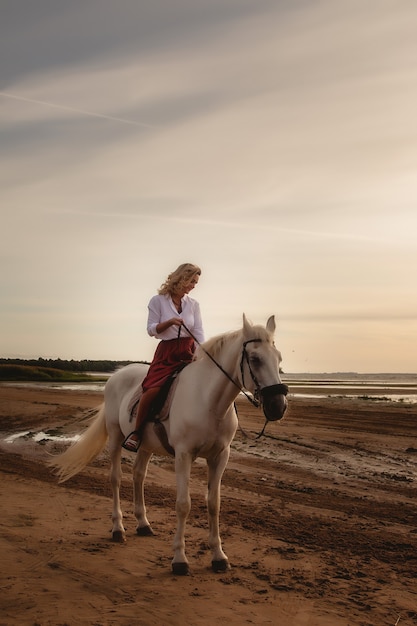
[0,385,416,625]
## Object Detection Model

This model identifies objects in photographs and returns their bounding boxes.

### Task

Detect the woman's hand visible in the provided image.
[155,318,183,334]
[169,317,183,327]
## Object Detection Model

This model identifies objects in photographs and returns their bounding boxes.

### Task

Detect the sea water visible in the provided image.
[282,373,417,404]
[2,373,417,403]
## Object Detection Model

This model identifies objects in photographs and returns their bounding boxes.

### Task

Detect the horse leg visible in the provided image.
[108,432,126,543]
[172,452,193,575]
[207,448,231,572]
[133,448,154,536]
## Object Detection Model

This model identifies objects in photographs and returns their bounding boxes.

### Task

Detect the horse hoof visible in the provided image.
[212,559,230,573]
[136,525,154,537]
[112,530,126,543]
[172,562,190,576]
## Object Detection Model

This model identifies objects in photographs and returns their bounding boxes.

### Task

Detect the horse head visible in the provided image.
[241,314,288,422]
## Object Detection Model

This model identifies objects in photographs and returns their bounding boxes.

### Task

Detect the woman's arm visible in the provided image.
[147,295,183,337]
[191,301,205,343]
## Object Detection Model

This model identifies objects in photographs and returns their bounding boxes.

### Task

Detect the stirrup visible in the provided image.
[122,431,141,453]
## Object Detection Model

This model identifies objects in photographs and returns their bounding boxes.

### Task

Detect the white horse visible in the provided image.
[49,315,288,575]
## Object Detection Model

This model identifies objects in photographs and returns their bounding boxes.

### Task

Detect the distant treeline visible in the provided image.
[0,364,98,382]
[0,358,148,373]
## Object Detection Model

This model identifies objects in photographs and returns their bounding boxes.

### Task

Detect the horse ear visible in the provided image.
[242,313,252,336]
[266,315,276,334]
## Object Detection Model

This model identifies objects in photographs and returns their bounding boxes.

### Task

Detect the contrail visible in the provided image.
[0,91,154,128]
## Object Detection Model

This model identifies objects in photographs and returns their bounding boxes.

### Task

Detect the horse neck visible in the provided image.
[201,334,243,408]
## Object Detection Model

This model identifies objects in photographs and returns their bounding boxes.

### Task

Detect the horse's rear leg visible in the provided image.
[207,448,231,572]
[108,432,126,542]
[133,448,154,536]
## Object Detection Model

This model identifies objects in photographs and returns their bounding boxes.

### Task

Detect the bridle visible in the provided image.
[181,323,288,412]
[240,339,262,406]
[240,339,289,408]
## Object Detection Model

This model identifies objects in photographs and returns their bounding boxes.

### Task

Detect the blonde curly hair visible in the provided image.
[158,263,201,296]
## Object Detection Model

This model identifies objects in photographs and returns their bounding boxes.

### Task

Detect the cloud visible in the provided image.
[0,91,155,128]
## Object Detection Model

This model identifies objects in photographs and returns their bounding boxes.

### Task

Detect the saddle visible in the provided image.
[129,366,187,456]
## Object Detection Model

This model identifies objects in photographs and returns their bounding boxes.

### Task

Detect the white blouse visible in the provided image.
[146,294,205,343]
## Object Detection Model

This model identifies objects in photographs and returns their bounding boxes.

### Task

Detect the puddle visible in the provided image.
[4,430,80,444]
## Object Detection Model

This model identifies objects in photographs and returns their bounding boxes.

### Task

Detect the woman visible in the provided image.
[122,263,204,452]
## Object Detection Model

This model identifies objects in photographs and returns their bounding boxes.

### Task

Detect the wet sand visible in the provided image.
[0,385,416,625]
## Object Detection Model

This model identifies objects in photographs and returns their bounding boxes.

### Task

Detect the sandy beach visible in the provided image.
[0,384,416,626]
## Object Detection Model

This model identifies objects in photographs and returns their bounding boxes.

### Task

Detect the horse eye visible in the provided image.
[250,355,261,366]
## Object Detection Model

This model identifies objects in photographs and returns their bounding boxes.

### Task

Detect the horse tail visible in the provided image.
[49,404,108,483]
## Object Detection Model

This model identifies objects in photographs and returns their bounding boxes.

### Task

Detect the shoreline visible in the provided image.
[2,378,417,404]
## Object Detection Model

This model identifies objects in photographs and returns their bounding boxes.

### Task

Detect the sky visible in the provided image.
[1,0,417,373]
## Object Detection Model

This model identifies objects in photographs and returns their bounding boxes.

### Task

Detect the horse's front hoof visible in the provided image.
[112,530,126,543]
[172,562,190,576]
[136,525,154,537]
[212,558,230,573]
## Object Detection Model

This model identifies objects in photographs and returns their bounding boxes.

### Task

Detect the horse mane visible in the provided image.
[195,323,272,361]
[195,330,240,361]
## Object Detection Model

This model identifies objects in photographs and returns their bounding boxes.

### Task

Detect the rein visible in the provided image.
[180,322,261,408]
[180,322,288,440]
[152,323,278,453]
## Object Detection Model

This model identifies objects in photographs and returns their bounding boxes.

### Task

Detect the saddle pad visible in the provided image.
[128,385,143,421]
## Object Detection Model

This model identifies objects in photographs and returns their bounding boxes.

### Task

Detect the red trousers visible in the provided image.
[142,337,195,391]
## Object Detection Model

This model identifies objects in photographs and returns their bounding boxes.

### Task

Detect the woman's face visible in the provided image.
[182,273,199,295]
